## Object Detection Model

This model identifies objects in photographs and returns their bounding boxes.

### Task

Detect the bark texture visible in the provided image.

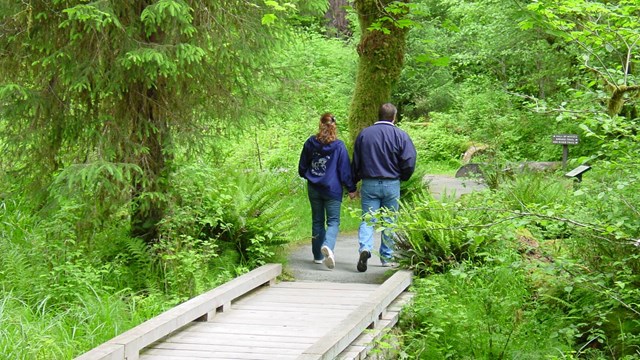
[348,0,410,143]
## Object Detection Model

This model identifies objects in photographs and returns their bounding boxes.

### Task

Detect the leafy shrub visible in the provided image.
[531,253,640,358]
[400,258,576,359]
[0,189,138,309]
[162,163,295,273]
[215,170,296,267]
[496,170,573,209]
[403,120,468,164]
[393,189,492,275]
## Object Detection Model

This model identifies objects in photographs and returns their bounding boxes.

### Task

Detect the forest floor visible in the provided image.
[284,174,487,284]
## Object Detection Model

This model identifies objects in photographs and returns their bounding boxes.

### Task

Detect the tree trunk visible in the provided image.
[348,0,410,142]
[129,84,172,244]
[325,0,351,37]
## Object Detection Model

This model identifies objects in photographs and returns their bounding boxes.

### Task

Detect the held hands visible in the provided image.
[348,191,358,200]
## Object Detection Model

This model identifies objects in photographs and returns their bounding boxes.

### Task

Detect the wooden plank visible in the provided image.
[275,282,378,290]
[200,317,344,329]
[161,332,316,347]
[78,269,413,360]
[231,302,360,312]
[235,293,369,305]
[146,341,305,354]
[72,344,124,360]
[75,264,281,360]
[239,286,375,296]
[240,288,376,298]
[180,322,329,337]
[296,270,412,360]
[206,309,352,322]
[140,349,298,360]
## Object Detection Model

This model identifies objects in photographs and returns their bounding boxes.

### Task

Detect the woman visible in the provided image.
[298,113,356,269]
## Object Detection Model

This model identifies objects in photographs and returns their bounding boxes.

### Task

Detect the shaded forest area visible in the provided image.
[0,1,638,358]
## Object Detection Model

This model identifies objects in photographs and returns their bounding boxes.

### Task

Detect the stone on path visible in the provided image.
[423,174,487,200]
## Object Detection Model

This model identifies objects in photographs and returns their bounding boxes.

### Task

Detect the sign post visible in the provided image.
[552,134,579,168]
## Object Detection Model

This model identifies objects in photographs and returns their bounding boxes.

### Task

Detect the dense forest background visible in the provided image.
[0,0,638,358]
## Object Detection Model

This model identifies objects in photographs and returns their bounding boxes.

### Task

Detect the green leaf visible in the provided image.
[261,13,277,25]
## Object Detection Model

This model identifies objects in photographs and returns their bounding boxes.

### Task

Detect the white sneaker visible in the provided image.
[313,259,323,264]
[321,246,335,269]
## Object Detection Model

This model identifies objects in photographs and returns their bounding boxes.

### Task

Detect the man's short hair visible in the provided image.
[378,103,397,121]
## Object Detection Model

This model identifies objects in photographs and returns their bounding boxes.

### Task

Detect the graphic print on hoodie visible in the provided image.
[311,153,330,176]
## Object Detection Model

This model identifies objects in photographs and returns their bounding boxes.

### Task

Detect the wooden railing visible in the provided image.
[296,270,412,360]
[75,263,282,360]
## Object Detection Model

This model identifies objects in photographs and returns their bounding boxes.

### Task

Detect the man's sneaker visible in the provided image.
[313,259,323,264]
[321,246,335,269]
[357,250,371,272]
[381,261,398,268]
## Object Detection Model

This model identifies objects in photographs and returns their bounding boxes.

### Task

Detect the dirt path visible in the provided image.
[284,175,487,283]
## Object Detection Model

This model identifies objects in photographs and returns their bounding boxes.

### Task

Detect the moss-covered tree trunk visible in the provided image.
[348,0,410,142]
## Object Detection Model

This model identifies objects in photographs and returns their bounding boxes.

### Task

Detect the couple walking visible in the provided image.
[297,103,417,272]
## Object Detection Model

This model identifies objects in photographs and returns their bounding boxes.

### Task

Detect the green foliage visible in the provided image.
[0,0,299,243]
[0,193,166,358]
[152,234,218,302]
[496,170,573,212]
[396,155,639,357]
[1,1,638,359]
[162,163,295,270]
[523,0,639,118]
[400,259,575,359]
[215,171,296,267]
[402,120,467,165]
[218,31,357,172]
[533,254,640,358]
[564,164,640,270]
[393,189,492,275]
[399,78,584,168]
[580,113,640,163]
[396,0,576,119]
[0,288,169,359]
[439,80,579,162]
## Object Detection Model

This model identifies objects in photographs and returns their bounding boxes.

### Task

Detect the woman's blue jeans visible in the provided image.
[358,179,400,262]
[307,183,342,261]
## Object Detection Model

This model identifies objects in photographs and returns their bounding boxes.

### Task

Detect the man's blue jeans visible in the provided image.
[307,183,342,261]
[358,179,400,262]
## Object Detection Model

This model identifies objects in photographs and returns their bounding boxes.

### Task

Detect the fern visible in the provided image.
[223,171,295,266]
[394,189,490,275]
[118,236,160,293]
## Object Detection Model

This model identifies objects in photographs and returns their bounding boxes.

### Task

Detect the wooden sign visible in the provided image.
[552,134,579,145]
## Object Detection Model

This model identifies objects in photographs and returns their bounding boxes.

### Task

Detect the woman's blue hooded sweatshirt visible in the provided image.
[298,136,356,201]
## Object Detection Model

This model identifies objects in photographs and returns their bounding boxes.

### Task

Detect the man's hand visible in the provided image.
[348,191,358,200]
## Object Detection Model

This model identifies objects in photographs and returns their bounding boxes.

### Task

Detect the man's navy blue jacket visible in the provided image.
[352,121,417,183]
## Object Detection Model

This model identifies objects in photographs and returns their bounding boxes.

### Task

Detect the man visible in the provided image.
[352,103,417,272]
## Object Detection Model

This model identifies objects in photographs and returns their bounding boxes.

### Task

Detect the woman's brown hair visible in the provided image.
[316,113,338,144]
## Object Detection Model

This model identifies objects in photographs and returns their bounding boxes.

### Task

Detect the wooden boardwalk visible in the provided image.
[76,264,413,360]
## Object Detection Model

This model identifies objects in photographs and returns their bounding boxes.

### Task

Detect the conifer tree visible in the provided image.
[0,1,292,243]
